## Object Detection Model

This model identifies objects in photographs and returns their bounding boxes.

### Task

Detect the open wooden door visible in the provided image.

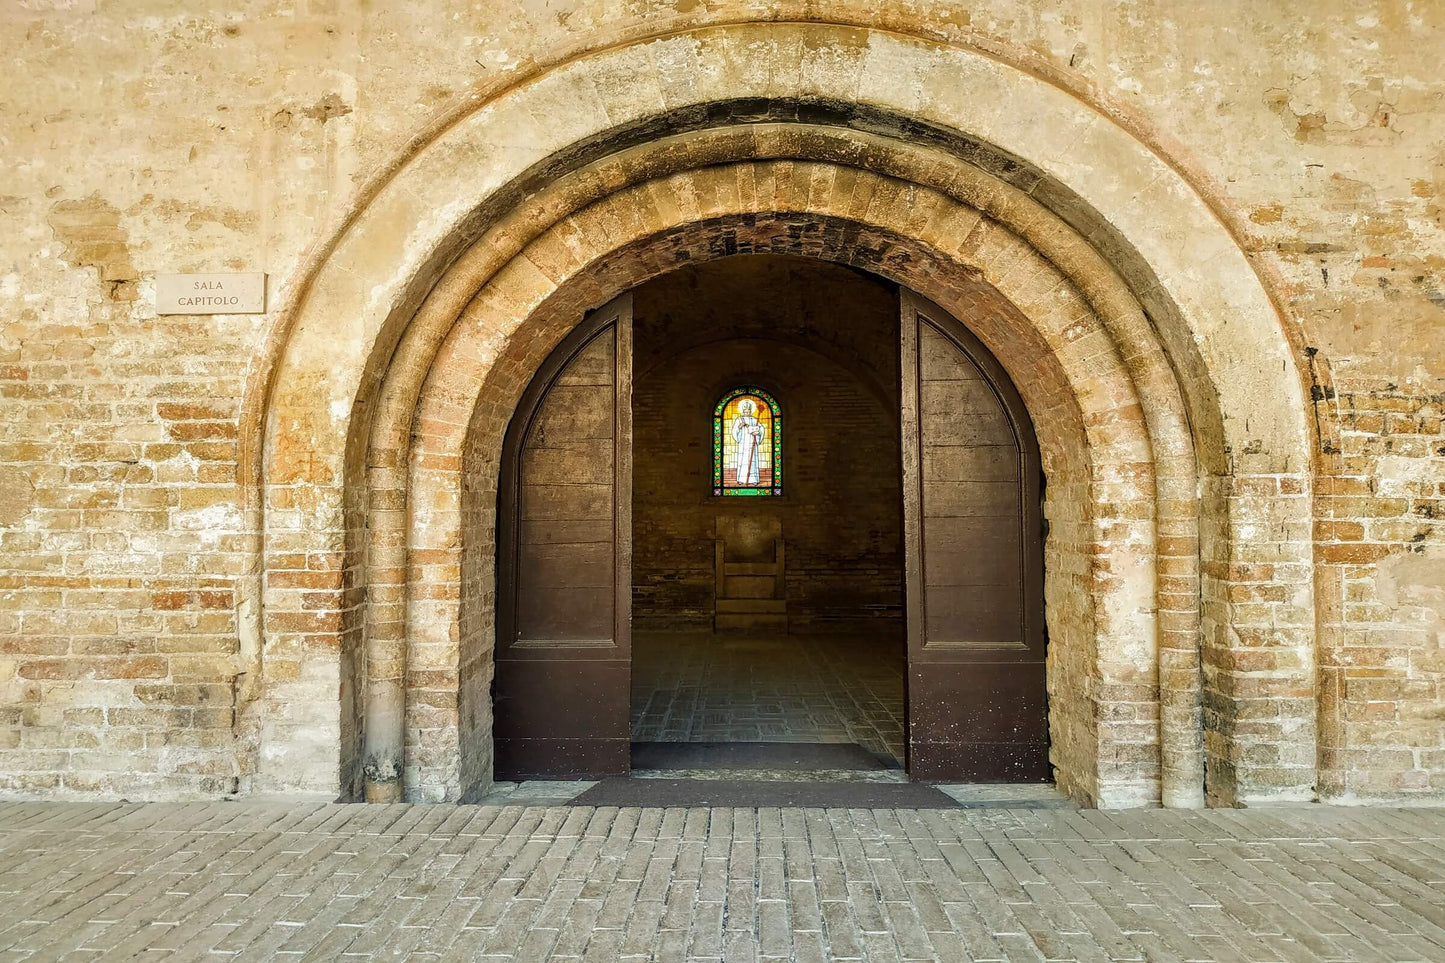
[494,294,633,779]
[900,290,1049,782]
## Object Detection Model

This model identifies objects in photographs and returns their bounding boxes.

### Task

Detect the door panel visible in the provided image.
[901,290,1048,782]
[921,516,1022,584]
[494,294,633,780]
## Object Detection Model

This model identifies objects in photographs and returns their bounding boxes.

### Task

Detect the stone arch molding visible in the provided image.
[244,21,1316,808]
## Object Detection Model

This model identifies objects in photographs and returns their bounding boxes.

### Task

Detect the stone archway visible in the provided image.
[241,21,1315,809]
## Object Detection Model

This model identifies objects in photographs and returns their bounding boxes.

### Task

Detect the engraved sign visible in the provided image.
[156,272,265,315]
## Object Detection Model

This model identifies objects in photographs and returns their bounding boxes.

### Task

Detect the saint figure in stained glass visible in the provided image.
[713,387,782,496]
[733,398,764,485]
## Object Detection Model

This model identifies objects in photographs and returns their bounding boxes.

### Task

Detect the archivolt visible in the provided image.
[361,137,1197,807]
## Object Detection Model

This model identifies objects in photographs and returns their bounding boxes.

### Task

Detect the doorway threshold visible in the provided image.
[933,784,1076,809]
[630,740,900,772]
[468,741,1075,808]
[569,776,959,808]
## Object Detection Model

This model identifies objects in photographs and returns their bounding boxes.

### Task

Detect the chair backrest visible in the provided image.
[715,514,781,564]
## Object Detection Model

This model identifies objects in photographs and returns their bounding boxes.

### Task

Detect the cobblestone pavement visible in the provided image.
[632,633,906,760]
[1,802,1444,962]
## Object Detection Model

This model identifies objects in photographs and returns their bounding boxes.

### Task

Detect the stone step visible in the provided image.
[721,575,779,597]
[634,767,909,783]
[720,562,781,576]
[715,598,787,613]
[570,777,964,808]
[715,613,788,630]
[935,783,1077,808]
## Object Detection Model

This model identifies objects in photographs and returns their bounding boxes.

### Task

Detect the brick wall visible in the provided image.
[0,3,1442,805]
[1315,379,1445,797]
[0,274,254,797]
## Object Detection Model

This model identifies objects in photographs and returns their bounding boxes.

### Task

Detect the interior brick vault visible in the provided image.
[5,13,1442,809]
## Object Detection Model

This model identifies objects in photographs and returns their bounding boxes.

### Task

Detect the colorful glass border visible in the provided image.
[713,386,783,497]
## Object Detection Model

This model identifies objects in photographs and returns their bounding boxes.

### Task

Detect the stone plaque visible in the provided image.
[156,272,265,314]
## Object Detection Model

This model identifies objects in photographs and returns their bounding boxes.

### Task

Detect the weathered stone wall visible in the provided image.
[632,257,904,635]
[0,1,1441,803]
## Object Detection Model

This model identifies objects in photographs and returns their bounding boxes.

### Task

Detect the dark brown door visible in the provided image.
[494,294,633,779]
[900,290,1048,782]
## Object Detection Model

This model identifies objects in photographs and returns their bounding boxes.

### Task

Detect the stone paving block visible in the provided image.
[0,803,1443,960]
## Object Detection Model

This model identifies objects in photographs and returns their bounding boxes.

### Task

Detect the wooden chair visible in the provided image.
[713,515,787,632]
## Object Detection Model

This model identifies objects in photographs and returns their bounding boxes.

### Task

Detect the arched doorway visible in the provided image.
[244,22,1317,809]
[492,257,1047,785]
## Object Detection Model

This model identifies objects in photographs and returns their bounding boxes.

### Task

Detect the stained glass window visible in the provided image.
[713,387,782,496]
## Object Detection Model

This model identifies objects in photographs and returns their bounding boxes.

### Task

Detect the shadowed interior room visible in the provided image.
[629,256,909,766]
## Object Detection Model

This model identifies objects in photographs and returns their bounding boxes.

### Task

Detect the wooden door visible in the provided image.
[900,290,1048,782]
[494,294,633,779]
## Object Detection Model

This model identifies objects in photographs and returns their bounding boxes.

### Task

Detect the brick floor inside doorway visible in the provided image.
[630,633,907,763]
[478,631,1068,809]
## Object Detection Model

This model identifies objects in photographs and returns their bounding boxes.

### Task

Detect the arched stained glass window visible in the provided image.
[713,387,782,496]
